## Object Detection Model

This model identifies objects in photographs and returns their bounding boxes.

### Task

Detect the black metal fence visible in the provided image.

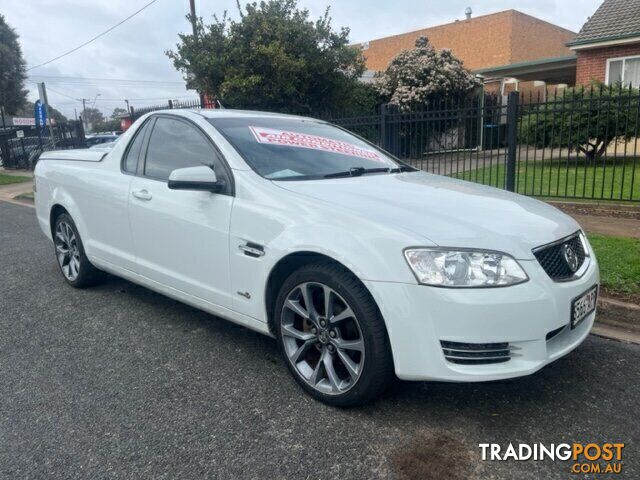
[330,87,640,202]
[123,87,640,202]
[129,97,219,121]
[0,121,86,170]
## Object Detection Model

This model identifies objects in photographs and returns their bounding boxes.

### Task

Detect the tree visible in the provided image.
[0,14,28,115]
[81,107,105,132]
[110,107,128,120]
[86,107,125,132]
[166,0,374,116]
[375,36,481,110]
[520,83,640,161]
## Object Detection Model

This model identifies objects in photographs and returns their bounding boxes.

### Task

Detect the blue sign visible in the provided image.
[34,100,47,129]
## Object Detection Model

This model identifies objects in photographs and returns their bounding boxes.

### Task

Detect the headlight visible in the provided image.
[404,248,528,287]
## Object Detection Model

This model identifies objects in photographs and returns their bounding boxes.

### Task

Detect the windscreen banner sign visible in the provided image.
[249,126,385,163]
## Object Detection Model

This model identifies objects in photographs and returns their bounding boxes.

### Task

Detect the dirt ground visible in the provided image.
[549,201,640,239]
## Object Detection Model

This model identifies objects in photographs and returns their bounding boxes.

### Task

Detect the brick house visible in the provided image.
[568,0,640,87]
[359,9,577,98]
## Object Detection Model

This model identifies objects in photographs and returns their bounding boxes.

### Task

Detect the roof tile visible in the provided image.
[569,0,640,45]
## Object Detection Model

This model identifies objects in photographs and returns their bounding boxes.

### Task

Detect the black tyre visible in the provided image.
[274,261,394,407]
[53,213,103,288]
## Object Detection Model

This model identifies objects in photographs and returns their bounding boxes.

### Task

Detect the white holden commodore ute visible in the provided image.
[34,109,599,406]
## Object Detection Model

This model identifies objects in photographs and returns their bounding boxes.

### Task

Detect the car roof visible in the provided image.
[149,108,319,122]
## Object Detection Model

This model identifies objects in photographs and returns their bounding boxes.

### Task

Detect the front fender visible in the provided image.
[229,189,425,323]
[265,222,417,283]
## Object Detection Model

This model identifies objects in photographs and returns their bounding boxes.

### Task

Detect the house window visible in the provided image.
[607,56,640,87]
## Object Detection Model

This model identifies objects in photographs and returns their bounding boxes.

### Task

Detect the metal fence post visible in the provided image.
[379,103,387,150]
[76,120,86,145]
[37,127,43,151]
[0,134,9,168]
[505,91,519,192]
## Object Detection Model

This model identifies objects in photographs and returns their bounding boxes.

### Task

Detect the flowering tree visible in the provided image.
[375,36,481,109]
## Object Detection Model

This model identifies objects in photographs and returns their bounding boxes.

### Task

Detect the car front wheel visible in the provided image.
[275,261,394,407]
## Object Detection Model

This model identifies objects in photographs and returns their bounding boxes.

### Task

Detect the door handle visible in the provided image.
[132,189,152,201]
[239,242,265,258]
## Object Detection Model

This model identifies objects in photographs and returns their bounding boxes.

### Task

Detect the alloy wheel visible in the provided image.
[280,282,365,395]
[54,221,81,281]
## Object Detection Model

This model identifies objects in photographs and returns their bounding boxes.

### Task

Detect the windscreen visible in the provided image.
[208,117,399,180]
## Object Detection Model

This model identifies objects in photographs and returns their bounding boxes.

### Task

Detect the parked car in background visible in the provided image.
[91,131,123,136]
[89,140,118,150]
[34,109,599,406]
[85,134,120,147]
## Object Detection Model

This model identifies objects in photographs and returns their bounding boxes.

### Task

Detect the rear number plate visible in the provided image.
[571,285,598,329]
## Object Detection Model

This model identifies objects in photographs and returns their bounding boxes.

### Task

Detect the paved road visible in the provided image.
[1,201,638,479]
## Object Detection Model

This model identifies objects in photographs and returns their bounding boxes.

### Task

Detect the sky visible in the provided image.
[0,0,603,119]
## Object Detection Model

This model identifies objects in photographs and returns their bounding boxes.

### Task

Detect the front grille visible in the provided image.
[441,341,511,365]
[533,233,587,281]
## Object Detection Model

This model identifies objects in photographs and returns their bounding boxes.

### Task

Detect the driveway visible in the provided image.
[0,201,638,479]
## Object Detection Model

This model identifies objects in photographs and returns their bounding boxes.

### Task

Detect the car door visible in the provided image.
[128,114,235,309]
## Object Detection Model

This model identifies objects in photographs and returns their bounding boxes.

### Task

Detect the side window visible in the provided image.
[123,120,150,173]
[144,117,226,184]
[608,60,623,85]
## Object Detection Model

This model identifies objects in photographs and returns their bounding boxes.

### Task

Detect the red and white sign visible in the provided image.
[11,117,36,126]
[11,117,54,126]
[249,126,384,162]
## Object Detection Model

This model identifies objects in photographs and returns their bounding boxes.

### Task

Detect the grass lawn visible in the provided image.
[0,173,31,185]
[588,234,640,302]
[455,157,640,201]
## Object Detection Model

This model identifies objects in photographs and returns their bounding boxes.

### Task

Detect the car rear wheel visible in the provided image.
[275,261,394,407]
[53,213,103,288]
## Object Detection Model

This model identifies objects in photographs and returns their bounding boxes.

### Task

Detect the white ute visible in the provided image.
[35,109,599,406]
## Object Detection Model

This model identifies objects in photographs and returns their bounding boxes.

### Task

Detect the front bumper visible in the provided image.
[364,255,599,382]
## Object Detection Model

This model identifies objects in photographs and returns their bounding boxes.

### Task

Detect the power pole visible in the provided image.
[189,0,197,35]
[124,99,130,112]
[189,0,206,107]
[82,98,87,132]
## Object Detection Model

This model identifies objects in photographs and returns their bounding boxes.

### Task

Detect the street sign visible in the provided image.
[34,100,47,129]
[16,130,24,138]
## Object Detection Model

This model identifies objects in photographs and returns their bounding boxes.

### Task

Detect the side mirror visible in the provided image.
[168,166,224,193]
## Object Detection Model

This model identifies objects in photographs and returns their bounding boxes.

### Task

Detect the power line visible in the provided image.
[27,80,79,101]
[27,0,160,71]
[28,74,184,85]
[46,86,81,101]
[30,80,195,103]
[27,82,188,89]
[97,95,197,101]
